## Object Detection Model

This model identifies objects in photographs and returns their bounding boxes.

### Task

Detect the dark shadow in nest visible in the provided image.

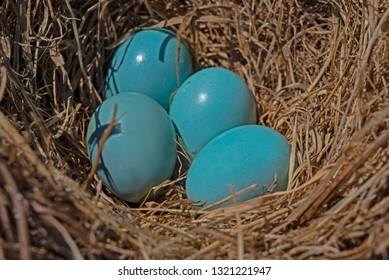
[298,0,333,18]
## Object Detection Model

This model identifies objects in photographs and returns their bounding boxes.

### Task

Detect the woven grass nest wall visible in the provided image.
[0,0,388,260]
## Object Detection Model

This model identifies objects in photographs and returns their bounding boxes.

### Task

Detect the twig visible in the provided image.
[235,206,244,260]
[0,189,13,243]
[274,128,389,232]
[0,66,6,103]
[0,239,4,260]
[83,104,119,189]
[0,161,31,259]
[201,183,260,211]
[41,214,84,260]
[64,0,101,103]
[185,240,221,260]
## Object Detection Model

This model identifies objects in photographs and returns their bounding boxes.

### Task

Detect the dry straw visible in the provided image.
[0,0,388,259]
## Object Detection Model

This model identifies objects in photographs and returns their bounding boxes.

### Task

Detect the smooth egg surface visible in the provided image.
[186,125,290,208]
[169,67,257,158]
[105,28,193,110]
[86,93,177,202]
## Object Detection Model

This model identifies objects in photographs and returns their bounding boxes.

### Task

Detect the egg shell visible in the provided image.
[104,28,193,110]
[169,67,257,158]
[86,92,177,202]
[186,125,290,208]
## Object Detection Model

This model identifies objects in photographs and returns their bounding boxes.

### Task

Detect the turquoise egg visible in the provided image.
[186,125,290,208]
[86,93,177,202]
[169,67,257,158]
[105,28,193,110]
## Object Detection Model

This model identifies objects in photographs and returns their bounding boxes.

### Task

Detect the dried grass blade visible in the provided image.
[275,128,389,231]
[201,183,260,211]
[185,240,221,260]
[0,66,6,103]
[83,104,119,189]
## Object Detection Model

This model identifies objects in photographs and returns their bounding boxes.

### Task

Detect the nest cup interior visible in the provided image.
[0,0,388,259]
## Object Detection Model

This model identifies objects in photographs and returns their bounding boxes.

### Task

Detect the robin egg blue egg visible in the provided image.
[186,125,290,209]
[169,67,257,159]
[105,28,193,110]
[86,93,177,203]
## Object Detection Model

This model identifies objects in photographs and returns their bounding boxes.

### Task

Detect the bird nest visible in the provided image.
[0,0,389,259]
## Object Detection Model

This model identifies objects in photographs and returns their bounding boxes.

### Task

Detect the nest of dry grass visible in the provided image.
[1,0,389,260]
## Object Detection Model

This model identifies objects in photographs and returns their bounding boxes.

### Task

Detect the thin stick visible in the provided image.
[185,240,221,260]
[274,128,389,232]
[0,162,31,260]
[0,239,5,260]
[0,188,13,242]
[0,66,6,103]
[41,214,84,260]
[201,183,260,211]
[83,104,119,189]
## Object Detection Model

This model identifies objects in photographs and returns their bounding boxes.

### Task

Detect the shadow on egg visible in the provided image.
[157,30,175,63]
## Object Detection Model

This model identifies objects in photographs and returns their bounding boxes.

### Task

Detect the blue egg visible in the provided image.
[169,67,257,158]
[86,93,177,202]
[105,28,193,110]
[186,125,290,208]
